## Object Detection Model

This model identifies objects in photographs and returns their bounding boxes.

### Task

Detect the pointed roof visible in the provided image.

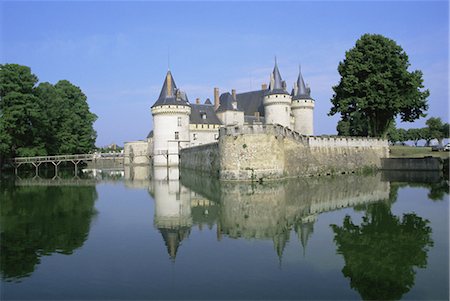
[266,58,289,96]
[151,71,190,108]
[296,220,314,257]
[159,226,191,261]
[293,67,313,100]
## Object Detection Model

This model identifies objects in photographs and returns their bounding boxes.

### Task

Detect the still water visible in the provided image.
[1,167,448,300]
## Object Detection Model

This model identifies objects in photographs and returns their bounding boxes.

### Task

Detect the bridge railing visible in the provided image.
[13,153,123,164]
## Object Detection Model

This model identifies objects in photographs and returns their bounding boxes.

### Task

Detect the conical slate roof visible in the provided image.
[159,226,191,261]
[151,71,190,108]
[266,59,289,96]
[293,67,312,100]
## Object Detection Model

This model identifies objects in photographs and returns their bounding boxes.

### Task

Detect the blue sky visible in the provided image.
[1,1,448,146]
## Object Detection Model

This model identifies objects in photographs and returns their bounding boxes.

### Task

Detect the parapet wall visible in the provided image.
[181,124,389,181]
[180,142,220,176]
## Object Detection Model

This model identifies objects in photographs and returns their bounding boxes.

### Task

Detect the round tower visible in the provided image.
[151,71,191,167]
[263,60,292,128]
[291,67,314,135]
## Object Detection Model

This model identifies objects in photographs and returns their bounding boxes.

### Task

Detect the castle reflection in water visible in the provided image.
[124,166,391,261]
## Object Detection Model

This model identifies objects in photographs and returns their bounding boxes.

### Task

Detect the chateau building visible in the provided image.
[124,60,315,166]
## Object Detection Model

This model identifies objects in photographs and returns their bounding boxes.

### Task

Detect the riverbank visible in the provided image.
[390,145,450,159]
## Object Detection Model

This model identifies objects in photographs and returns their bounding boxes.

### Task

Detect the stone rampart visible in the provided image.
[179,142,220,176]
[181,124,389,181]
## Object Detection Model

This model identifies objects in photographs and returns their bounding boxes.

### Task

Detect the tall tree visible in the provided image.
[0,64,97,169]
[329,34,429,138]
[0,64,46,160]
[406,128,423,147]
[54,80,97,154]
[426,117,445,146]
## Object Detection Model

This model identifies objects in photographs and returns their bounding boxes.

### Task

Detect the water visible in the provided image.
[1,167,448,300]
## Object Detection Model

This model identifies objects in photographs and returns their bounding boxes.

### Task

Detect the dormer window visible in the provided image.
[201,112,207,120]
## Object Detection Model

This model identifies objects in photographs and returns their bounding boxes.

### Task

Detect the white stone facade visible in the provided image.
[189,124,220,147]
[216,110,244,127]
[292,99,315,135]
[152,105,191,166]
[263,93,292,128]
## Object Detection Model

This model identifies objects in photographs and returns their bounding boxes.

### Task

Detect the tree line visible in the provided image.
[0,64,97,168]
[387,117,450,146]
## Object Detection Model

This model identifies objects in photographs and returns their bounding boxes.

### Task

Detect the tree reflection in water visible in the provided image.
[0,185,98,281]
[331,202,433,300]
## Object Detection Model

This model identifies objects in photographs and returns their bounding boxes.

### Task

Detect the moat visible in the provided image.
[1,168,448,300]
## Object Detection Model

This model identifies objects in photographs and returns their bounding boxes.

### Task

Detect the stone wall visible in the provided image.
[179,142,220,177]
[180,124,389,181]
[124,140,151,165]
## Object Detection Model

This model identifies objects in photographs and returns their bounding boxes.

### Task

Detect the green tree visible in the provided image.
[406,128,423,146]
[329,34,429,138]
[442,122,450,140]
[53,80,97,154]
[336,112,368,136]
[0,64,46,161]
[331,202,433,300]
[0,64,97,167]
[426,117,445,146]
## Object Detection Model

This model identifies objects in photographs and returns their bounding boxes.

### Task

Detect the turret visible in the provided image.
[291,66,314,135]
[263,59,292,128]
[151,71,191,166]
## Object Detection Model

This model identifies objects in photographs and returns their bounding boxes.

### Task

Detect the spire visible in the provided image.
[272,57,283,90]
[293,65,312,100]
[296,220,314,257]
[152,71,190,108]
[266,58,289,95]
[159,226,191,262]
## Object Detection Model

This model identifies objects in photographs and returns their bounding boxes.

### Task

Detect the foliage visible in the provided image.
[331,202,433,300]
[330,34,429,138]
[0,65,46,158]
[0,184,98,281]
[0,64,97,166]
[406,128,424,146]
[387,126,407,145]
[425,117,446,146]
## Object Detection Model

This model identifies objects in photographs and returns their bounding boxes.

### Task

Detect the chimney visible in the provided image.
[261,83,267,90]
[196,98,200,104]
[255,111,260,122]
[232,89,236,100]
[214,87,220,110]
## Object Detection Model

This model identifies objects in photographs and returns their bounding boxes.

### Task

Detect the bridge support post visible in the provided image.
[71,160,82,177]
[52,161,61,179]
[14,163,22,176]
[31,162,41,178]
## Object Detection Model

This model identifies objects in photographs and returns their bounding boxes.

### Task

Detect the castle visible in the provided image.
[125,60,316,167]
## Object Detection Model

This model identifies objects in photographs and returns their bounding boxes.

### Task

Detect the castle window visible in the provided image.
[175,132,179,140]
[193,133,197,140]
[177,117,182,127]
[214,134,219,140]
[201,112,207,120]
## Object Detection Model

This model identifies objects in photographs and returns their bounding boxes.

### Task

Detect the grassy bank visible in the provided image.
[389,146,450,159]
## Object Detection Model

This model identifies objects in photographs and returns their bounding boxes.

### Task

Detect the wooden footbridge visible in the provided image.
[13,153,123,176]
